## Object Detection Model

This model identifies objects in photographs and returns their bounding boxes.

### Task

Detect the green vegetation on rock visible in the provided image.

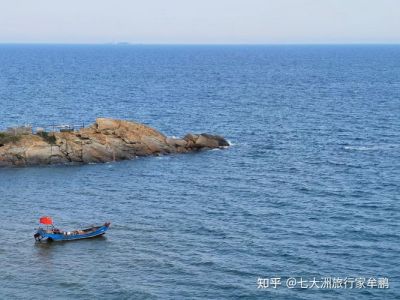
[37,131,57,144]
[0,132,21,146]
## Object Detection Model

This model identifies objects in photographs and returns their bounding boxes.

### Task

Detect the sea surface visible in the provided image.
[0,45,399,299]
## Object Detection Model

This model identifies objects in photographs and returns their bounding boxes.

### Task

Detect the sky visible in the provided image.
[0,0,399,44]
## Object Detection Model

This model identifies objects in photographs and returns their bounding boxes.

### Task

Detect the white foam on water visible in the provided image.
[344,146,372,151]
[343,144,399,151]
[226,139,235,146]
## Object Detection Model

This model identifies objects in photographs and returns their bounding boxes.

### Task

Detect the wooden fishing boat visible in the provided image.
[34,216,110,242]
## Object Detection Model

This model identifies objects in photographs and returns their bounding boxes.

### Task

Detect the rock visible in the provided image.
[166,137,187,148]
[141,136,170,154]
[25,145,68,165]
[95,118,120,131]
[199,133,230,147]
[194,134,220,148]
[0,118,229,167]
[81,140,114,163]
[183,133,199,143]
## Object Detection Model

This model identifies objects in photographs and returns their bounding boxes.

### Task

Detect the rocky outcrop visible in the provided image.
[0,118,229,167]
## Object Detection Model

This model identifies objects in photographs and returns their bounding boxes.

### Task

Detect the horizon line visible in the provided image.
[0,42,400,46]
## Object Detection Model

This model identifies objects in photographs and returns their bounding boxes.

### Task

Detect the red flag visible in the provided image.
[40,216,53,225]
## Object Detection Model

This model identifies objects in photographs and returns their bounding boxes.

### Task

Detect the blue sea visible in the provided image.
[0,45,399,299]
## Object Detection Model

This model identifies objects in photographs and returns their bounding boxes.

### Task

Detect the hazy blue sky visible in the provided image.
[0,0,399,44]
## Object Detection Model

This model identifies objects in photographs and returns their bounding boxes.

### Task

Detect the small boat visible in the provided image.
[34,216,110,242]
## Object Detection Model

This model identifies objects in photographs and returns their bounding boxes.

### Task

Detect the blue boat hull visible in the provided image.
[35,224,110,242]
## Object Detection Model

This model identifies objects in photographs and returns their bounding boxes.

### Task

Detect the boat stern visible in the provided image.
[34,228,45,241]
